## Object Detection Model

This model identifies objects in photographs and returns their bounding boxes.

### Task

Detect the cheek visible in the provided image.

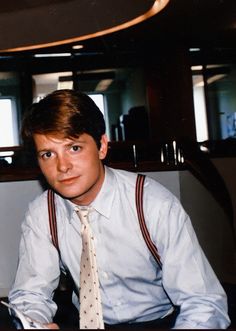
[78,152,99,167]
[38,161,55,177]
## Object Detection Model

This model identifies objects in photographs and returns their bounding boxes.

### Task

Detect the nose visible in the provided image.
[57,154,72,173]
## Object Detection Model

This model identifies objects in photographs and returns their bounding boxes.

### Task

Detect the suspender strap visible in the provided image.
[47,175,162,268]
[47,189,60,253]
[135,174,162,269]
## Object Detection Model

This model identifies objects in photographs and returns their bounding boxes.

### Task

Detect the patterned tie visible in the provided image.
[76,207,104,329]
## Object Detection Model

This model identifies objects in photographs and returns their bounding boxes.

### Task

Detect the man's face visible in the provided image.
[34,132,108,205]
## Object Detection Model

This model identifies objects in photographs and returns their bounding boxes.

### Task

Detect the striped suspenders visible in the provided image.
[47,189,59,253]
[47,174,162,268]
[135,174,162,268]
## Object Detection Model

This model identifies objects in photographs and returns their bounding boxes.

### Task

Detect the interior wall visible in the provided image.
[0,180,44,297]
[179,170,236,284]
[212,157,236,237]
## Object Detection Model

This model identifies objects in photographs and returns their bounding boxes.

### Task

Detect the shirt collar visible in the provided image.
[63,166,116,221]
[91,166,116,219]
[64,197,76,221]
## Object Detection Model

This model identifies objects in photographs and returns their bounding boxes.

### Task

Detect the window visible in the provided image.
[0,98,19,147]
[192,63,235,142]
[88,94,105,115]
[192,72,209,142]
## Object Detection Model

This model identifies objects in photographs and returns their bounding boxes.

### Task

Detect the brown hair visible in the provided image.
[21,89,106,150]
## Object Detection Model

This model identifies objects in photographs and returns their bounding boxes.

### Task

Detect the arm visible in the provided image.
[9,195,61,325]
[157,197,230,329]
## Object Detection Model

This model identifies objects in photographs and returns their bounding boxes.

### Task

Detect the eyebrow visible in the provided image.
[37,138,87,152]
[36,149,50,156]
[66,139,87,146]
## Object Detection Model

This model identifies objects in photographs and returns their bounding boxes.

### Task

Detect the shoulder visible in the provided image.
[106,167,139,196]
[106,166,176,198]
[107,166,179,207]
[143,174,185,214]
[143,174,178,204]
[27,190,48,214]
[24,190,68,231]
[141,175,186,225]
[108,167,137,183]
[28,189,66,211]
[142,175,189,238]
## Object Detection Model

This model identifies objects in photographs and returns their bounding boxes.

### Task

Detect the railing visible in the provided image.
[105,140,186,171]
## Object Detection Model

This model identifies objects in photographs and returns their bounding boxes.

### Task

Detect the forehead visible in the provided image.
[34,133,72,144]
[33,133,91,148]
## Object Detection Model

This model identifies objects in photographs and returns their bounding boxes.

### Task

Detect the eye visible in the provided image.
[71,145,81,152]
[39,151,52,159]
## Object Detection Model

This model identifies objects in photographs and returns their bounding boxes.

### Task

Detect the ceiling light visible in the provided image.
[189,48,201,52]
[34,53,71,58]
[191,65,203,71]
[72,44,84,50]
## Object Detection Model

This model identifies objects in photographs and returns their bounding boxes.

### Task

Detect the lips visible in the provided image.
[58,176,78,184]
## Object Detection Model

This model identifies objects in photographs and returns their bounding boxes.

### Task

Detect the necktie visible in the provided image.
[76,207,104,329]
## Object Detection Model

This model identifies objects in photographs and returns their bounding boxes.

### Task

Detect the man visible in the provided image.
[9,89,230,329]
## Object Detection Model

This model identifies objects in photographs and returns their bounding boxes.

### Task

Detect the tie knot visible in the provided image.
[76,207,90,225]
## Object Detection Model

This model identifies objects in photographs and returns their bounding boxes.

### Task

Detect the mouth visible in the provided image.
[58,176,79,184]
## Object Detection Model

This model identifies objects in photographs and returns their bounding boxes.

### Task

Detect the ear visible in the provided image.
[99,134,108,160]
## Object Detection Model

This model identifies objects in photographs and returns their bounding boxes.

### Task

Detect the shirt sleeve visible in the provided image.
[158,196,230,329]
[8,194,61,324]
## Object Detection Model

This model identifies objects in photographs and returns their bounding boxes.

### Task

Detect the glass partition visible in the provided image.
[191,60,236,155]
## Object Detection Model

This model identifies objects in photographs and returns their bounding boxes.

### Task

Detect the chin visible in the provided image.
[52,185,81,200]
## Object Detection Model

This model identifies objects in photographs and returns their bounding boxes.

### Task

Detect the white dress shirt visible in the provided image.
[9,166,230,328]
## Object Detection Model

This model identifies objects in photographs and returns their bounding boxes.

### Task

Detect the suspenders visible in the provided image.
[47,189,59,254]
[47,174,178,319]
[47,173,162,268]
[135,174,162,268]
